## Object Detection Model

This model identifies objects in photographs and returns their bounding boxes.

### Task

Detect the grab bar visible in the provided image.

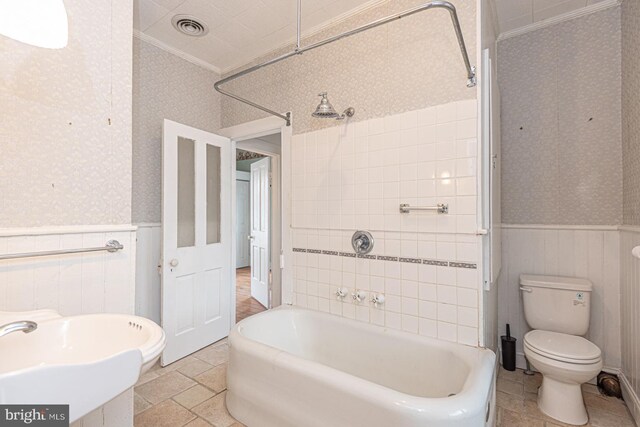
[399,203,448,214]
[0,240,123,261]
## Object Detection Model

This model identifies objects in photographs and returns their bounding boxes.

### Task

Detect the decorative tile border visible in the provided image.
[292,248,477,269]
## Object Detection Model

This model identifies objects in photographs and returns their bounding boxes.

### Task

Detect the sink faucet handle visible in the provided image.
[0,320,38,338]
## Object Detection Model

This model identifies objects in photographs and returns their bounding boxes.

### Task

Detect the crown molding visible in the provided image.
[133,29,222,75]
[497,0,621,42]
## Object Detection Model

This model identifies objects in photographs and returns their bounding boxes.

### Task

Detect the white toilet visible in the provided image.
[520,274,602,426]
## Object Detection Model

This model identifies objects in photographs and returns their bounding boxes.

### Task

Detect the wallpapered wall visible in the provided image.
[132,38,221,224]
[220,0,477,135]
[0,0,133,227]
[498,7,622,225]
[622,0,640,226]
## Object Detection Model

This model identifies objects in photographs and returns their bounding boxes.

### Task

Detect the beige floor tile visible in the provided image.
[584,392,632,418]
[185,418,213,427]
[154,356,199,376]
[179,359,215,379]
[134,393,152,415]
[497,390,526,413]
[193,346,229,366]
[500,408,545,427]
[587,406,636,427]
[134,399,196,427]
[499,367,525,383]
[135,370,160,387]
[498,377,525,397]
[135,371,197,404]
[173,385,216,410]
[194,364,228,393]
[582,383,601,395]
[524,373,543,393]
[192,391,238,427]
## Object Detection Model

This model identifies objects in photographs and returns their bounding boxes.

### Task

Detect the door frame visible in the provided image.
[220,114,293,325]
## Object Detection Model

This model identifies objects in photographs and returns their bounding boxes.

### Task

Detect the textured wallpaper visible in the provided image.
[132,38,221,224]
[622,0,640,226]
[220,0,477,135]
[498,7,622,225]
[0,1,133,227]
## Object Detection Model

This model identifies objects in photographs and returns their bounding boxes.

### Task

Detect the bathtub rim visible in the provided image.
[229,305,496,420]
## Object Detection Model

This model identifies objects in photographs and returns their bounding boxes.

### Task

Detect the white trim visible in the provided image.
[620,372,640,425]
[236,171,251,181]
[134,222,161,229]
[619,225,640,234]
[220,114,294,325]
[133,30,222,75]
[501,223,620,231]
[0,224,137,237]
[497,0,620,41]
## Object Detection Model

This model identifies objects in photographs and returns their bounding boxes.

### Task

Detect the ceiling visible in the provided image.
[134,0,379,73]
[492,0,610,34]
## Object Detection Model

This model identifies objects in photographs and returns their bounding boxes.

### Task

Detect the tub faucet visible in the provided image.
[0,320,38,338]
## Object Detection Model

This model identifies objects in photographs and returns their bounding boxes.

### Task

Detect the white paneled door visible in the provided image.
[161,120,231,365]
[250,157,270,308]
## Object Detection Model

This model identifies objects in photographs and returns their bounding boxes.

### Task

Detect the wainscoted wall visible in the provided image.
[290,102,483,346]
[220,0,476,134]
[135,224,161,324]
[620,228,640,423]
[498,226,621,371]
[0,226,137,427]
[0,0,133,227]
[498,6,622,225]
[622,0,640,226]
[132,37,221,224]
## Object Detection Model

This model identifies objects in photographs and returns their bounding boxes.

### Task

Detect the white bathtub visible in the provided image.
[226,306,496,427]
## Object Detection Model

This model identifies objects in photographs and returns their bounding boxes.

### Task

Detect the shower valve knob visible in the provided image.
[335,288,349,300]
[352,290,367,303]
[371,294,385,308]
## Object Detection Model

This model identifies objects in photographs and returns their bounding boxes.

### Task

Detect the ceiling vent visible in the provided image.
[171,15,209,37]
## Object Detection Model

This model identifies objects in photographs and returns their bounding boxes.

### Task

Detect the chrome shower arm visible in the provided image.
[214,1,476,127]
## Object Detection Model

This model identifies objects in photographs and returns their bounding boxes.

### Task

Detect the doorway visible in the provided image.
[233,133,282,322]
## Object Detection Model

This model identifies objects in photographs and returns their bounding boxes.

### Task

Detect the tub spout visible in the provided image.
[0,320,37,338]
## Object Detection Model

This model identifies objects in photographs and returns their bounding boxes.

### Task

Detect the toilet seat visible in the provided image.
[524,330,601,365]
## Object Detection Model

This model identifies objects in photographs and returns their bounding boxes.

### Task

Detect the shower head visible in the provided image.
[312,92,355,120]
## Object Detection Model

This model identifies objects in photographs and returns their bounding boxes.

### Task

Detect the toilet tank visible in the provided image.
[520,275,592,336]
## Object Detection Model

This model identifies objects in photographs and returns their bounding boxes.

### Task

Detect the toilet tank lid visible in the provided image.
[520,274,592,292]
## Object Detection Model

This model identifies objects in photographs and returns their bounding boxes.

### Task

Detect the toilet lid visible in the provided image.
[524,330,601,363]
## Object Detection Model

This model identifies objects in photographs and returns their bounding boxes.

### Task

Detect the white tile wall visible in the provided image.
[0,226,137,427]
[289,102,483,347]
[498,226,621,371]
[620,227,640,424]
[0,228,136,316]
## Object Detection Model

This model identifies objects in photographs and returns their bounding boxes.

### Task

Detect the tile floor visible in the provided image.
[235,267,266,322]
[134,338,243,427]
[496,367,637,427]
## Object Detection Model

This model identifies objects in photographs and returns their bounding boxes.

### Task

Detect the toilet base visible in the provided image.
[537,377,588,425]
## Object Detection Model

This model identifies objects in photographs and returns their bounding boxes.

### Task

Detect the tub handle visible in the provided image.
[519,286,532,293]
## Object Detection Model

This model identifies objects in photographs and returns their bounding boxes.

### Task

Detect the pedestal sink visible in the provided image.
[0,312,166,423]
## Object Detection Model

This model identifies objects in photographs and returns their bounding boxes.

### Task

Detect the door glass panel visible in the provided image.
[177,136,195,248]
[206,144,221,244]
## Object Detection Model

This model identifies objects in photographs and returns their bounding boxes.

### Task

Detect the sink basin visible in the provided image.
[0,313,166,422]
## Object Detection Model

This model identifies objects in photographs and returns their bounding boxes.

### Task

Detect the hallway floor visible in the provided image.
[496,366,637,426]
[235,267,266,322]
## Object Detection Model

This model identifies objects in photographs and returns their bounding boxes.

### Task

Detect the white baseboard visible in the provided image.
[620,372,640,425]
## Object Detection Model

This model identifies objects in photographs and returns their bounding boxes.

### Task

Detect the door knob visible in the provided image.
[169,259,179,267]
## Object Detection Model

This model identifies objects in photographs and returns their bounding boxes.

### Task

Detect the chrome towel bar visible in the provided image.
[0,240,123,261]
[399,204,448,214]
